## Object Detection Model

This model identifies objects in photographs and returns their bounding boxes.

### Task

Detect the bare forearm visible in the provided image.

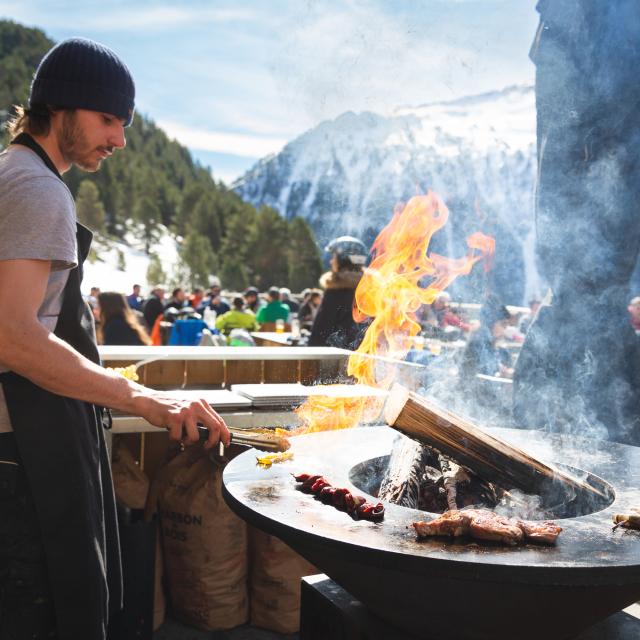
[0,319,145,414]
[0,314,230,447]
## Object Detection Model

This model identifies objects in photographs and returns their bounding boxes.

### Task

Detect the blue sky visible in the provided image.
[1,0,538,183]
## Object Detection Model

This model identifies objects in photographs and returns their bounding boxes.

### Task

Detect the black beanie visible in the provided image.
[29,37,135,126]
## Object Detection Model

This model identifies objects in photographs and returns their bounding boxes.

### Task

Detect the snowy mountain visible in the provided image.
[233,86,540,305]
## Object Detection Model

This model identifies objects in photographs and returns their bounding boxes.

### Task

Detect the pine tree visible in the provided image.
[191,192,223,251]
[116,248,126,271]
[287,217,323,292]
[218,207,257,289]
[220,256,250,292]
[75,180,106,233]
[134,195,161,253]
[248,206,290,289]
[175,182,206,235]
[146,253,166,287]
[180,228,217,288]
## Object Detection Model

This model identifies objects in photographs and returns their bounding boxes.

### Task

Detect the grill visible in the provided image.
[222,425,640,640]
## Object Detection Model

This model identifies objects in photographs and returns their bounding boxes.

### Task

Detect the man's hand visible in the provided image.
[136,390,230,450]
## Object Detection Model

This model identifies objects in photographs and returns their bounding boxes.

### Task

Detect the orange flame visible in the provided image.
[291,191,494,434]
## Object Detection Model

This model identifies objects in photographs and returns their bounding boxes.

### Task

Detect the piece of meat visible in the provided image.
[413,510,471,538]
[413,508,561,546]
[518,520,563,544]
[467,510,524,546]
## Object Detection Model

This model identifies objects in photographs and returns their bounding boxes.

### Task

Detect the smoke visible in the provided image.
[396,3,640,450]
[494,490,544,521]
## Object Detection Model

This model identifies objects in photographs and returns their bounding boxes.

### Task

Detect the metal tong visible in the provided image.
[196,425,290,453]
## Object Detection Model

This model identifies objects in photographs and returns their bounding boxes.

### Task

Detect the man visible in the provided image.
[188,286,204,310]
[460,301,513,381]
[256,286,290,325]
[142,283,165,330]
[87,285,100,308]
[0,38,229,640]
[279,287,299,314]
[198,284,230,316]
[243,286,262,314]
[126,283,142,311]
[164,286,187,311]
[86,285,101,320]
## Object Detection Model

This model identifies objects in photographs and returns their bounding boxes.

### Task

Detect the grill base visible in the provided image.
[300,575,640,640]
[223,426,640,639]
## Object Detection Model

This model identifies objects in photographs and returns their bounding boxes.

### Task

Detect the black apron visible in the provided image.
[0,134,122,639]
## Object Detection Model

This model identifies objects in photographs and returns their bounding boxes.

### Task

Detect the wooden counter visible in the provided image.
[100,345,351,387]
[101,346,352,476]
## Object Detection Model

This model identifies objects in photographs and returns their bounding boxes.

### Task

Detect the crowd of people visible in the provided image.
[86,282,327,347]
[85,235,370,349]
[86,270,640,379]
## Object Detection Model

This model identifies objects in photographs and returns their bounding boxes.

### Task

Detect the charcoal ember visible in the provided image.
[455,476,500,510]
[417,463,501,513]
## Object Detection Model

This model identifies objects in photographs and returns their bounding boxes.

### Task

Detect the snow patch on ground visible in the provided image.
[82,224,180,296]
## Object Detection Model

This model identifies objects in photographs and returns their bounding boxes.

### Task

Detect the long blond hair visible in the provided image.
[6,104,56,139]
[97,291,151,345]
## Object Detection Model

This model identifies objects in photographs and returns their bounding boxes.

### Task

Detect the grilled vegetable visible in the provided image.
[107,365,139,381]
[613,512,640,531]
[256,451,294,467]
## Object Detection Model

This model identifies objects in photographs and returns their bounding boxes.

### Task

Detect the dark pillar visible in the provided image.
[514,1,640,444]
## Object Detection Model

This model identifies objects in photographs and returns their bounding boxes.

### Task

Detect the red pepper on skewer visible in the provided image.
[331,487,351,509]
[311,477,331,493]
[293,473,385,522]
[301,475,323,492]
[356,501,385,522]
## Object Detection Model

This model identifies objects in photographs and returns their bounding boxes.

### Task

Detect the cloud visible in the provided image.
[269,0,534,123]
[156,118,288,158]
[0,3,262,32]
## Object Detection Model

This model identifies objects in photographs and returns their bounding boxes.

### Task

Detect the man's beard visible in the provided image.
[59,111,107,172]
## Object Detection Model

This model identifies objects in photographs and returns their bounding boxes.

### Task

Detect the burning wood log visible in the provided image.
[383,384,606,502]
[438,455,469,511]
[378,437,436,508]
[378,438,504,513]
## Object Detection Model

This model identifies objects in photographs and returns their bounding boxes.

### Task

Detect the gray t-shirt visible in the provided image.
[0,144,77,432]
